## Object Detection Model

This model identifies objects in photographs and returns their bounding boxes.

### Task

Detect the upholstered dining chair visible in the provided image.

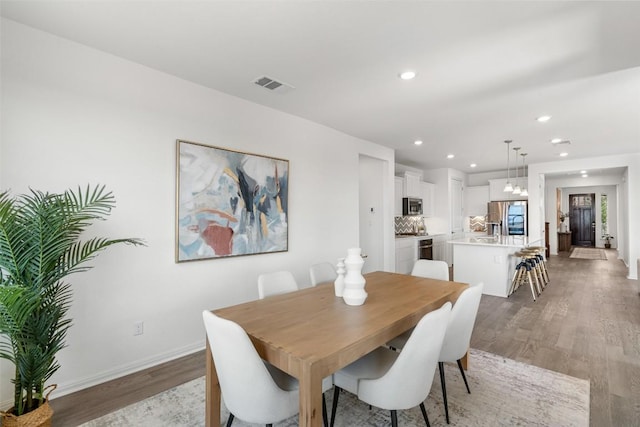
[329,302,452,427]
[202,310,298,426]
[257,270,298,299]
[411,259,449,281]
[437,282,483,424]
[385,282,484,424]
[387,259,450,350]
[202,311,332,427]
[309,262,337,286]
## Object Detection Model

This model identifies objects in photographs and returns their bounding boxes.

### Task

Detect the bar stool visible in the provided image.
[519,249,546,290]
[510,251,540,301]
[522,247,549,285]
[528,246,550,283]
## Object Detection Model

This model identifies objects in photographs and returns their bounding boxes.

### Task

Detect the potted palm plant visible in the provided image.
[0,185,143,426]
[602,234,614,249]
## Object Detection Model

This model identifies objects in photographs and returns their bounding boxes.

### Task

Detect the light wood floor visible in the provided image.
[51,249,639,426]
[471,249,640,427]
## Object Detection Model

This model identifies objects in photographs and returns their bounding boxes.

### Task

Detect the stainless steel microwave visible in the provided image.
[402,197,423,216]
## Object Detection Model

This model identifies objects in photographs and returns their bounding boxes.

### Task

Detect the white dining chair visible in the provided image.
[437,282,484,424]
[329,302,452,427]
[309,262,337,286]
[411,259,449,281]
[202,310,299,426]
[257,270,298,299]
[203,311,332,427]
[387,259,450,350]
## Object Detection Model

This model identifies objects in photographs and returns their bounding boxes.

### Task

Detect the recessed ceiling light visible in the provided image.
[399,71,417,80]
[560,152,569,157]
[580,170,587,174]
[447,154,455,159]
[414,140,423,146]
[536,115,551,122]
[551,138,563,144]
[470,163,477,168]
[582,174,588,178]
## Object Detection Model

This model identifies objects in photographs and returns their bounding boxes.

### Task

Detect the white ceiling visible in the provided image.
[2,1,640,174]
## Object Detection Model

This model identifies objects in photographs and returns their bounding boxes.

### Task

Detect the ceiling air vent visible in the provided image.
[253,76,295,94]
[551,139,571,145]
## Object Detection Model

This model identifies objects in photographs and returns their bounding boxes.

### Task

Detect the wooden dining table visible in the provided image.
[205,270,468,427]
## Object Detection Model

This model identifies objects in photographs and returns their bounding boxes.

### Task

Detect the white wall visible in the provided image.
[422,167,466,235]
[528,154,639,280]
[0,19,395,404]
[467,170,508,186]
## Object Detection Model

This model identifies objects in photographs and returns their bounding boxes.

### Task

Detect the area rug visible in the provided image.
[569,247,607,260]
[80,349,589,427]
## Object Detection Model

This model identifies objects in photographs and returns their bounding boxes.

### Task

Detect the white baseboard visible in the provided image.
[1,397,12,411]
[51,341,205,399]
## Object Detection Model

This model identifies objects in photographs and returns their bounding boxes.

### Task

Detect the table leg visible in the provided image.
[205,338,221,427]
[460,349,469,371]
[298,365,324,427]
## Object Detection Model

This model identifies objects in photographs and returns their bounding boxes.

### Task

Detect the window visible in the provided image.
[601,194,608,234]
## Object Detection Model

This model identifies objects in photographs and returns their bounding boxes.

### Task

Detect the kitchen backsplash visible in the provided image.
[395,216,426,234]
[469,216,487,232]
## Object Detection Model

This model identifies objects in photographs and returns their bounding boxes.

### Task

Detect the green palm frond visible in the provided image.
[0,185,144,415]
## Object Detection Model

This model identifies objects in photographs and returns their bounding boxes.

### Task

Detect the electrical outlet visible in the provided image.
[133,321,144,336]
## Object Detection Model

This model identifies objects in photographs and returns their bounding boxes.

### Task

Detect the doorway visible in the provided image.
[358,155,385,273]
[569,193,595,247]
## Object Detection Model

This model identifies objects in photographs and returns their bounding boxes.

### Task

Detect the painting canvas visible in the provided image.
[176,140,289,261]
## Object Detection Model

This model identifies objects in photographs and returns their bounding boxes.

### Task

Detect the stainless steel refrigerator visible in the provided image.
[487,201,528,236]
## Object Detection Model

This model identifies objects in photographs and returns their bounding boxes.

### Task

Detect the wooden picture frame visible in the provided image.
[176,139,289,262]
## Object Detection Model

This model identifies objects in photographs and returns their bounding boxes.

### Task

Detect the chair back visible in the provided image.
[258,270,298,299]
[309,262,337,286]
[411,259,449,281]
[202,311,298,423]
[439,282,484,362]
[358,302,452,410]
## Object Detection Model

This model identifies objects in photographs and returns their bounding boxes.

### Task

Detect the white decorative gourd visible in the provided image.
[342,248,367,306]
[334,258,346,297]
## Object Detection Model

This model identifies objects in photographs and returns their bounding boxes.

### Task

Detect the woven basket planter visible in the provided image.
[1,385,55,427]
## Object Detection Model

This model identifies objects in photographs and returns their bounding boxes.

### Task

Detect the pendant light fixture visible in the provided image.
[520,152,529,197]
[512,146,521,195]
[503,140,513,192]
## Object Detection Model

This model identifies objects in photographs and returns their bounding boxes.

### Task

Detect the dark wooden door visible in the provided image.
[569,193,595,247]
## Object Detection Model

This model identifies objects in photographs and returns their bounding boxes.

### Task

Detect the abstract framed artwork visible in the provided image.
[176,139,289,262]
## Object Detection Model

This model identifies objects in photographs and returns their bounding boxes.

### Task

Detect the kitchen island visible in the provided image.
[450,236,541,297]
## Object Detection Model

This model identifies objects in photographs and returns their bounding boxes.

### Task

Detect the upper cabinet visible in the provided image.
[465,185,489,216]
[489,178,528,201]
[402,171,422,198]
[394,172,434,217]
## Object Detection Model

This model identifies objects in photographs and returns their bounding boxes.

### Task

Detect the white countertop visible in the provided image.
[449,235,536,248]
[395,232,447,240]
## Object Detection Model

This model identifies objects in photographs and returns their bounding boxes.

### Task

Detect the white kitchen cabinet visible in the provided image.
[489,178,528,201]
[447,231,465,267]
[431,232,461,267]
[395,238,417,274]
[465,185,489,216]
[403,171,422,198]
[420,181,435,217]
[432,234,448,264]
[394,177,403,216]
